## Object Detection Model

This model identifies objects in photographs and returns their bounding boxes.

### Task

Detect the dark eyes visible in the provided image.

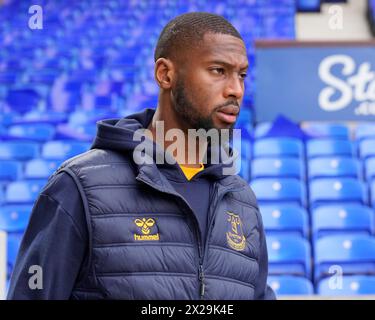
[211,67,225,75]
[211,68,247,80]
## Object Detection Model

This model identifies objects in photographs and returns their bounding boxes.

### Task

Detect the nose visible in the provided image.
[223,73,244,100]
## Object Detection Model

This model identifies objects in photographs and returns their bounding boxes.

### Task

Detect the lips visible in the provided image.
[216,105,239,124]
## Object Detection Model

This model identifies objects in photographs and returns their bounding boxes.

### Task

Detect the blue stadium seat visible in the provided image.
[355,123,375,141]
[0,141,39,160]
[267,235,311,278]
[306,139,353,158]
[260,205,308,237]
[308,157,360,180]
[268,276,314,296]
[251,157,304,180]
[365,158,375,182]
[0,205,33,232]
[42,141,91,160]
[4,123,56,142]
[24,159,61,179]
[303,123,349,140]
[251,178,306,207]
[0,160,22,182]
[312,205,375,240]
[309,178,366,208]
[318,276,375,296]
[5,88,41,114]
[253,138,303,158]
[314,235,375,281]
[5,180,47,204]
[359,139,375,160]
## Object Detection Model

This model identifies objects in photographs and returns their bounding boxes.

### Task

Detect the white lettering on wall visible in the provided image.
[318,54,375,115]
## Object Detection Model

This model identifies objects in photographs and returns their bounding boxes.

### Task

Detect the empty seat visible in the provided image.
[5,180,47,204]
[5,123,56,142]
[306,139,353,158]
[309,178,366,208]
[303,123,349,140]
[251,178,306,207]
[260,205,308,237]
[314,235,375,281]
[6,88,40,114]
[251,157,304,180]
[308,157,360,180]
[0,205,33,232]
[359,139,375,160]
[0,141,39,160]
[42,141,90,160]
[267,235,311,278]
[318,276,375,296]
[312,205,374,240]
[0,160,22,181]
[24,159,61,179]
[253,138,303,158]
[268,276,314,296]
[355,123,375,141]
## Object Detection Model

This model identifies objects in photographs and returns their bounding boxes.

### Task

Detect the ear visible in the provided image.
[154,58,175,89]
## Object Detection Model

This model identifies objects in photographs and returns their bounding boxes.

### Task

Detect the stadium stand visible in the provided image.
[0,0,374,299]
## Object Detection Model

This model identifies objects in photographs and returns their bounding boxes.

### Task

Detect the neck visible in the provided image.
[147,94,207,168]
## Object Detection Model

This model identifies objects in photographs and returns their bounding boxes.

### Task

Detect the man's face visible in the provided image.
[171,33,248,131]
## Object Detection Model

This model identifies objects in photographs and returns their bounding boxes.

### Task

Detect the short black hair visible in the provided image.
[154,12,243,62]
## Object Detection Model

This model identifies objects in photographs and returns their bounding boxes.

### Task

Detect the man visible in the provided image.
[8,12,275,300]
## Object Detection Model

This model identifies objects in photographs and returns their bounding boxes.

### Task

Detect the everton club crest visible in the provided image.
[226,211,246,251]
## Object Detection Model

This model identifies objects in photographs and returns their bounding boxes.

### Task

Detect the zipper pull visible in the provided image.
[199,264,205,298]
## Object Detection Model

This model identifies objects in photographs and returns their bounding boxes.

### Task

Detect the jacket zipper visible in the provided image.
[136,174,244,300]
[136,175,204,299]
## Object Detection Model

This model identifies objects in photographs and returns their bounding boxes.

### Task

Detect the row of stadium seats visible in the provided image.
[2,129,375,158]
[2,114,375,141]
[261,204,375,239]
[256,121,375,141]
[251,178,375,208]
[250,155,375,181]
[269,275,375,296]
[252,137,375,159]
